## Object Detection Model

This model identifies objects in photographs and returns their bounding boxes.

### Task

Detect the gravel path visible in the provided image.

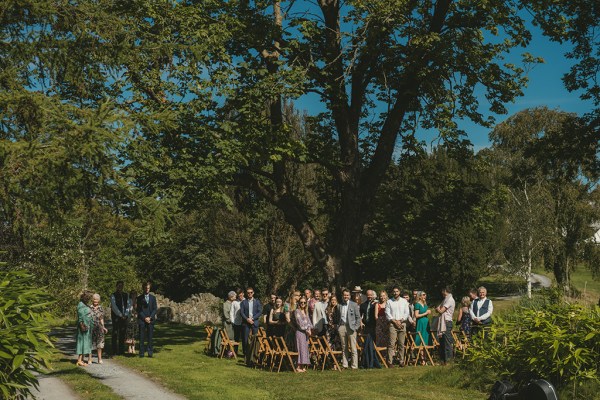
[29,327,185,400]
[29,373,79,400]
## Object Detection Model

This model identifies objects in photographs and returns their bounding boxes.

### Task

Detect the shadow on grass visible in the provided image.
[103,322,207,355]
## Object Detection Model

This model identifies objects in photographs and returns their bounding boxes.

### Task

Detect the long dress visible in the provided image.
[414,302,430,346]
[76,301,93,355]
[325,306,340,350]
[125,304,138,346]
[294,309,313,365]
[375,303,389,348]
[459,306,472,338]
[90,305,105,349]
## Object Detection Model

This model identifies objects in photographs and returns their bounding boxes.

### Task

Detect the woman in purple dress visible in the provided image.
[293,297,313,372]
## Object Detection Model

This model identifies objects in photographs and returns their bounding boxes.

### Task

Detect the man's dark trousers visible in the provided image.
[139,321,154,357]
[112,318,127,356]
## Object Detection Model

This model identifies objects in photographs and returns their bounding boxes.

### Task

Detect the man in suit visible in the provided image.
[336,288,361,369]
[360,289,377,339]
[137,281,157,358]
[239,287,262,355]
[110,280,129,356]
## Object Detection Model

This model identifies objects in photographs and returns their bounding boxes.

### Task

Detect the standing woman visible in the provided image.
[125,290,138,354]
[230,289,244,355]
[90,293,108,364]
[414,291,431,346]
[293,297,313,372]
[76,291,93,366]
[325,296,340,349]
[374,290,390,349]
[268,297,286,337]
[222,291,236,341]
[457,296,472,339]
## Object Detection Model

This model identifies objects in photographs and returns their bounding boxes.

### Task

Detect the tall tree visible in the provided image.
[490,108,599,294]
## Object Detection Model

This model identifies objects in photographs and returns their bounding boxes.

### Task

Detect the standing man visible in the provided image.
[436,286,456,365]
[469,286,493,337]
[110,281,129,356]
[239,287,262,355]
[321,288,330,304]
[137,281,157,358]
[335,288,361,369]
[385,286,410,367]
[360,289,377,339]
[262,293,277,336]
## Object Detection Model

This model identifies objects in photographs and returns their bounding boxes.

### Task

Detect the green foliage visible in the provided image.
[465,300,600,393]
[359,148,503,295]
[0,270,55,399]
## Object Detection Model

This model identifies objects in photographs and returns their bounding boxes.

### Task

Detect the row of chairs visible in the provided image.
[204,325,470,372]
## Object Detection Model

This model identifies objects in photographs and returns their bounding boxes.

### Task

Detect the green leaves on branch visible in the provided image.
[0,270,55,400]
[465,300,600,393]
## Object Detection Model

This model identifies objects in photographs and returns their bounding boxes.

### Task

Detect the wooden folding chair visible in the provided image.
[219,328,239,359]
[309,336,330,370]
[319,336,342,372]
[204,325,214,354]
[413,332,435,366]
[258,327,267,337]
[268,336,284,372]
[274,337,298,372]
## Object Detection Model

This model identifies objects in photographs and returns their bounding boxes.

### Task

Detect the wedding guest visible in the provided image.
[222,291,236,341]
[239,287,262,355]
[385,286,410,367]
[262,294,277,335]
[336,289,361,369]
[76,291,93,367]
[137,281,157,358]
[268,297,286,337]
[325,296,340,349]
[435,286,456,365]
[125,290,138,354]
[230,289,244,354]
[294,297,313,372]
[110,281,129,356]
[374,290,389,349]
[90,293,108,364]
[457,296,472,339]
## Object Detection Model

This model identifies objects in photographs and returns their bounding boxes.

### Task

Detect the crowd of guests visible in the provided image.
[75,281,158,366]
[222,285,494,370]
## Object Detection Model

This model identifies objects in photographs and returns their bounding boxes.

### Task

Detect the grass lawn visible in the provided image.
[115,324,486,400]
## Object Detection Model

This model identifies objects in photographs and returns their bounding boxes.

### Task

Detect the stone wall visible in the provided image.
[155,293,222,325]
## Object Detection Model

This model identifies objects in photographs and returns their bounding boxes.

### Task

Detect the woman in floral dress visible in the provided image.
[293,297,313,372]
[125,290,138,354]
[325,296,340,350]
[374,290,390,349]
[90,293,108,364]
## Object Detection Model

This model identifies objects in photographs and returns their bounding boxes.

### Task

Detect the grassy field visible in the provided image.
[115,324,486,400]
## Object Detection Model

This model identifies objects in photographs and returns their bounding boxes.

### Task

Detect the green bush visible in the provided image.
[0,270,55,399]
[464,300,600,395]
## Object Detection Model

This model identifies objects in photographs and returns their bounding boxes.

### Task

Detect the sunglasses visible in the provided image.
[299,302,306,305]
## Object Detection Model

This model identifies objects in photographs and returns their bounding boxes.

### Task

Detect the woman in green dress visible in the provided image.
[414,291,431,348]
[76,291,94,366]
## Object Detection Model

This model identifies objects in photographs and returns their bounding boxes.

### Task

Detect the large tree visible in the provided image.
[2,0,587,290]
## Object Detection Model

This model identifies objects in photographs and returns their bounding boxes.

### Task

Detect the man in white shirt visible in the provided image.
[385,286,410,367]
[435,286,456,364]
[470,286,493,337]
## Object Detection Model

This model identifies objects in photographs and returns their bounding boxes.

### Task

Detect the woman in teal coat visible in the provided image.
[76,291,94,366]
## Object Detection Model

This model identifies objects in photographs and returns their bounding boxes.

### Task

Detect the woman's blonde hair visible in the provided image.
[461,296,471,307]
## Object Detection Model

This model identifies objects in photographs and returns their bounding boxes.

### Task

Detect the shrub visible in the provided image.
[0,270,55,399]
[464,300,600,396]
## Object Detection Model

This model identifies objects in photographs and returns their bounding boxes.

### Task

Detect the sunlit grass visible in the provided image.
[114,323,486,400]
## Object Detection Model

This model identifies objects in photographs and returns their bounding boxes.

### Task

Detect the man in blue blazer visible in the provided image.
[137,281,158,357]
[239,287,262,355]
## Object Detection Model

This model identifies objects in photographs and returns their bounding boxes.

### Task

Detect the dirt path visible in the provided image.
[30,327,186,400]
